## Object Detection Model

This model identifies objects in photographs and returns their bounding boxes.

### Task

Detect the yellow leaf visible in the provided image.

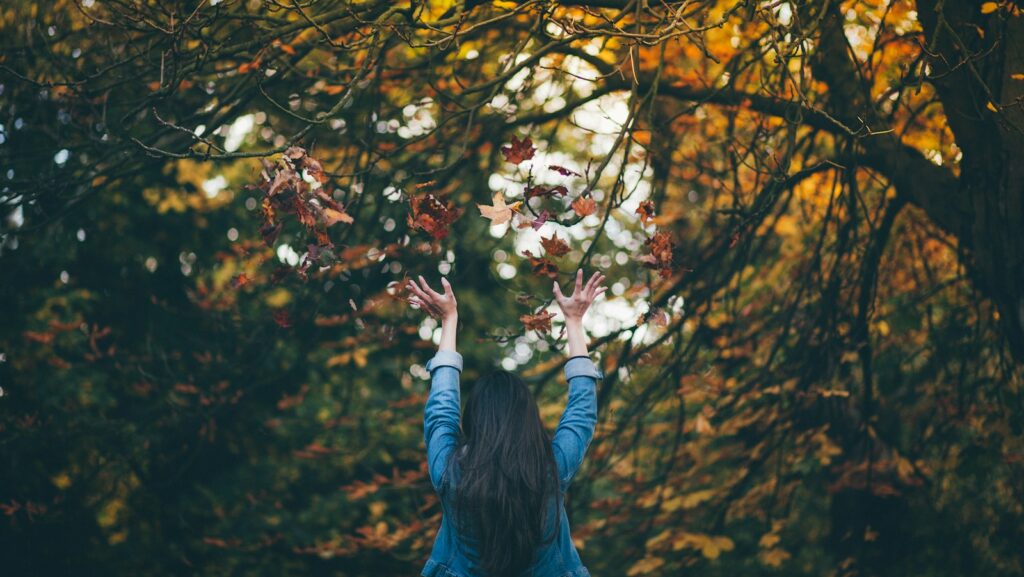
[626,556,665,576]
[52,472,72,490]
[323,207,354,226]
[662,489,715,512]
[759,548,791,567]
[265,288,292,308]
[1011,73,1024,80]
[671,532,734,559]
[694,413,714,435]
[981,2,999,14]
[875,320,890,336]
[987,101,999,112]
[759,533,781,548]
[478,191,521,225]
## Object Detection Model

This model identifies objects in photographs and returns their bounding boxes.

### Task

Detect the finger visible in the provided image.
[587,273,606,298]
[407,281,430,304]
[584,271,601,294]
[440,276,454,297]
[418,275,444,299]
[573,268,583,296]
[552,280,564,301]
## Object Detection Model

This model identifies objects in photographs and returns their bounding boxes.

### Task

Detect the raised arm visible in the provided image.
[551,269,607,490]
[407,275,461,493]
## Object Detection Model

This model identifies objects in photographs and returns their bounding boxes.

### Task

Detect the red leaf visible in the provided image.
[408,193,463,240]
[549,165,581,177]
[500,135,536,165]
[522,250,559,279]
[540,232,571,257]
[521,311,557,333]
[532,210,551,230]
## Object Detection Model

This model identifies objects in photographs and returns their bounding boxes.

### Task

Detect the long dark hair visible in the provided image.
[442,369,562,577]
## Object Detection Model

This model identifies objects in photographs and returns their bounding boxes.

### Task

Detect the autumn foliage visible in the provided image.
[2,1,1024,577]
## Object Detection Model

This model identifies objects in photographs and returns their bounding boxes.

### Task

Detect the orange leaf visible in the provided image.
[478,191,522,225]
[571,195,597,217]
[323,207,354,226]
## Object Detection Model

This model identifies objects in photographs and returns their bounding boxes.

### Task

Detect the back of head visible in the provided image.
[445,369,561,577]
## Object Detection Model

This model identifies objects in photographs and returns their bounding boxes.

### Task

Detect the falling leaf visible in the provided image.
[478,191,522,225]
[522,250,559,279]
[981,2,999,14]
[407,193,462,240]
[540,232,571,257]
[531,210,551,230]
[635,200,656,224]
[525,185,568,200]
[500,135,536,165]
[521,311,557,332]
[571,195,597,217]
[636,231,676,278]
[987,101,999,112]
[549,165,581,177]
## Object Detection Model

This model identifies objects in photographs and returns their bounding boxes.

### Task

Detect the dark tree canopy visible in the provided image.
[2,1,1023,576]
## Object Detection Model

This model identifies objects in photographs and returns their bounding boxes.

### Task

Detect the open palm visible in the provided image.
[406,275,458,321]
[553,269,606,321]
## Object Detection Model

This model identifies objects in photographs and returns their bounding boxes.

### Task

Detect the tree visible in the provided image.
[2,1,1022,576]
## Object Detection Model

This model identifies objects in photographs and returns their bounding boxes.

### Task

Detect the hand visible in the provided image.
[406,275,458,321]
[553,269,606,322]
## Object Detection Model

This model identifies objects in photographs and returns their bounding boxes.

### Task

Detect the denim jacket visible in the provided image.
[420,349,603,577]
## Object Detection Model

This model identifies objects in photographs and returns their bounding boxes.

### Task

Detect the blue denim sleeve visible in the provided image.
[423,349,464,492]
[552,355,602,491]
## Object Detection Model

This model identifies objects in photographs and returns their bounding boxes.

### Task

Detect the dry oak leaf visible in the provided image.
[571,195,597,217]
[540,232,571,257]
[478,191,522,226]
[500,135,536,165]
[521,311,557,333]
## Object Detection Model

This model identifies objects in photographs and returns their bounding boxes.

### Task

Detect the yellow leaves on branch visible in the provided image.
[327,348,370,368]
[660,488,715,512]
[644,529,735,562]
[478,191,522,225]
[626,556,665,576]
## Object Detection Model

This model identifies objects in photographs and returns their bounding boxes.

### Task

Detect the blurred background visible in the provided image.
[2,1,1022,576]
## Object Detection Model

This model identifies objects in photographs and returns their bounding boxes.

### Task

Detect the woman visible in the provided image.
[406,269,607,577]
